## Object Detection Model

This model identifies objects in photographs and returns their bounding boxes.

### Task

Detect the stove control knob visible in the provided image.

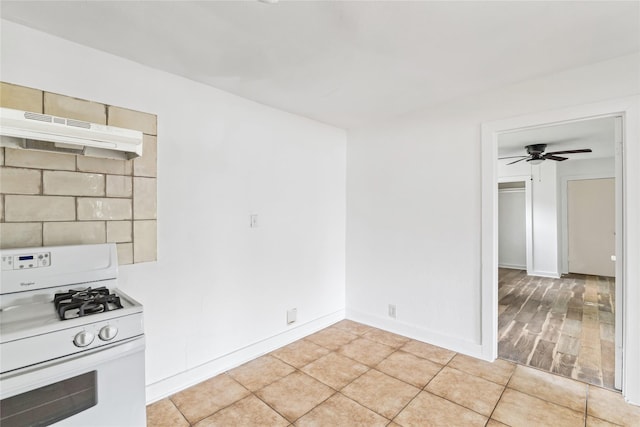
[73,331,95,347]
[99,325,118,341]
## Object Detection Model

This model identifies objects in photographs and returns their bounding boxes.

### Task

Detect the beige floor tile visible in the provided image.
[586,415,623,426]
[170,374,250,424]
[341,369,420,419]
[255,371,334,422]
[492,388,585,427]
[150,320,636,427]
[193,395,289,427]
[449,354,515,385]
[146,398,189,427]
[587,386,640,426]
[376,350,442,388]
[393,391,488,427]
[425,367,504,416]
[228,355,296,391]
[305,327,358,350]
[508,364,587,412]
[301,352,369,389]
[338,337,395,366]
[332,319,373,335]
[400,340,456,365]
[270,339,330,368]
[363,328,410,348]
[295,393,388,427]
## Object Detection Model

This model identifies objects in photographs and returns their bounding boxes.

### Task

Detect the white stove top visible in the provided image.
[0,283,142,344]
[0,244,144,375]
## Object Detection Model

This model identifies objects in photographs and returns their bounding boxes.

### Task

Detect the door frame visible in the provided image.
[480,96,640,404]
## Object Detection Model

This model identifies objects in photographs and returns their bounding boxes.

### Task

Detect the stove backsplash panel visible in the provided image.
[0,82,157,264]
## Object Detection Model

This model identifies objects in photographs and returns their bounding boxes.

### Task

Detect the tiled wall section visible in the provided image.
[0,82,157,264]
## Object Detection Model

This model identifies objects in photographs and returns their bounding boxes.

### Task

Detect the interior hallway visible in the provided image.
[498,268,615,389]
[147,320,639,426]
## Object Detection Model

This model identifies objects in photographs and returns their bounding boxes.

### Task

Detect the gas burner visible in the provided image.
[54,287,123,320]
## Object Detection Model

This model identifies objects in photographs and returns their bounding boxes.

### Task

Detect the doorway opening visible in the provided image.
[481,96,640,405]
[495,117,620,389]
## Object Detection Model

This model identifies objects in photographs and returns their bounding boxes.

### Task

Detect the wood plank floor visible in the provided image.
[498,268,616,389]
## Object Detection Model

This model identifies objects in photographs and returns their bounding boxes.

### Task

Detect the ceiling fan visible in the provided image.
[500,143,592,165]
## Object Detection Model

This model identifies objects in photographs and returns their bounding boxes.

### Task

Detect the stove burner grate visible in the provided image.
[54,286,123,320]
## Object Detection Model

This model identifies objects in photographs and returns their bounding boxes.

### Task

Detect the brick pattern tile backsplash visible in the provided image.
[0,82,157,264]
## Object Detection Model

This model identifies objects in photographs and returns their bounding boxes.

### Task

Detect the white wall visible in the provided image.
[346,53,640,355]
[1,20,347,401]
[559,156,615,178]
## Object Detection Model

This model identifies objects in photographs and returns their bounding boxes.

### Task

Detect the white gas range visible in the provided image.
[0,243,146,426]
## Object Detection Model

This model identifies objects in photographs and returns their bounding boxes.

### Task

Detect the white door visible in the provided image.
[567,178,615,276]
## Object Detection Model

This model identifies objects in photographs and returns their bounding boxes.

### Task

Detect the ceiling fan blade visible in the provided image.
[507,157,529,165]
[545,148,592,155]
[499,155,528,160]
[544,155,568,161]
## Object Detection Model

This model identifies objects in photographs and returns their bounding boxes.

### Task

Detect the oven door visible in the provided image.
[0,336,145,427]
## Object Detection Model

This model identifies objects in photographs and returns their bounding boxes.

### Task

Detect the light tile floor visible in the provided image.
[147,320,640,427]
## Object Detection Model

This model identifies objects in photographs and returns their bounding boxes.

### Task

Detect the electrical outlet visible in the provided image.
[388,304,396,319]
[249,214,258,228]
[287,308,297,324]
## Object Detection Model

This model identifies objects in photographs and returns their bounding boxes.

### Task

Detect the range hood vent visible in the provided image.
[0,107,143,160]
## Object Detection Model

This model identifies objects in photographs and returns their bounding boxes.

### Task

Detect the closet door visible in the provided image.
[568,178,615,277]
[499,188,526,269]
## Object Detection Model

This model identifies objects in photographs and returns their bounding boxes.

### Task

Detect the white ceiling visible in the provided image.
[498,116,616,160]
[1,1,639,129]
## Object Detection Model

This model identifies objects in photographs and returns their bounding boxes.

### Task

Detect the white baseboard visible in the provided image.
[145,309,345,404]
[345,308,483,360]
[498,263,526,270]
[529,270,561,278]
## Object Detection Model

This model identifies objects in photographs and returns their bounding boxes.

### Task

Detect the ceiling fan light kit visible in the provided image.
[500,143,592,165]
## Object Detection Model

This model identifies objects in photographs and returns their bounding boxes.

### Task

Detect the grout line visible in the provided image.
[421,357,447,391]
[338,391,394,423]
[502,364,591,414]
[250,386,293,424]
[584,384,589,427]
[383,355,433,425]
[167,395,192,426]
[484,358,518,425]
[419,359,505,421]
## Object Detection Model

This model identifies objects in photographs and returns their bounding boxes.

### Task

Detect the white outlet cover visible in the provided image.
[388,304,396,318]
[287,308,297,324]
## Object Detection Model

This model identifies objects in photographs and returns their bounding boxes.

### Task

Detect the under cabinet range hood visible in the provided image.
[0,107,143,160]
